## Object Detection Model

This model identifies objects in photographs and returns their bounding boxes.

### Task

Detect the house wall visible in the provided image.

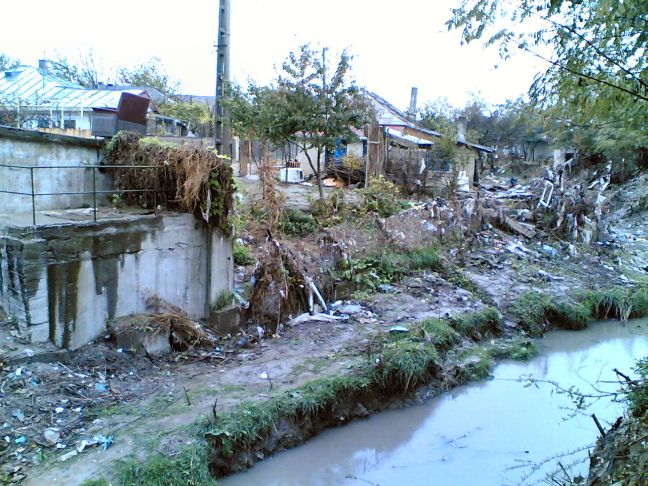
[0,129,112,213]
[296,146,319,176]
[0,213,232,349]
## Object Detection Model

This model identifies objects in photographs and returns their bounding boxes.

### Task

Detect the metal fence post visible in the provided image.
[30,167,36,226]
[92,166,97,222]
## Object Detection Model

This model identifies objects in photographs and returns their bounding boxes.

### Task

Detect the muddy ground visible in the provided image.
[1,167,646,485]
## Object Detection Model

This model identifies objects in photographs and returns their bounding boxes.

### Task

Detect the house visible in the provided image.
[286,90,494,188]
[0,61,188,137]
[361,91,495,188]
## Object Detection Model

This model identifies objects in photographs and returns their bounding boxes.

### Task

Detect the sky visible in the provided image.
[1,0,545,111]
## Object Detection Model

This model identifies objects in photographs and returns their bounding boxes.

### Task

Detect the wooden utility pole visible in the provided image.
[214,0,231,157]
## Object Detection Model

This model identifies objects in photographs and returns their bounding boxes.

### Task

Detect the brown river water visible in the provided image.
[223,318,648,486]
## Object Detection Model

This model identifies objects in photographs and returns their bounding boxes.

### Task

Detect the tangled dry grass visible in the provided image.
[104,132,235,234]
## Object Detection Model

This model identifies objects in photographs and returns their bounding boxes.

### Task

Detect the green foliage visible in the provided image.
[110,193,124,209]
[448,0,648,160]
[449,307,503,340]
[138,137,175,149]
[281,209,318,237]
[513,291,589,334]
[372,340,441,391]
[212,290,234,312]
[339,245,441,293]
[417,318,461,350]
[514,286,648,335]
[117,443,216,486]
[628,357,648,419]
[360,176,408,217]
[233,242,254,266]
[159,102,211,131]
[117,57,179,98]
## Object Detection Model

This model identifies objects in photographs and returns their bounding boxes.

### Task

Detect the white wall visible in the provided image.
[0,134,112,213]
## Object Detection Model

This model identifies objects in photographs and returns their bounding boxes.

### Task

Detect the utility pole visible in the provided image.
[214,0,231,157]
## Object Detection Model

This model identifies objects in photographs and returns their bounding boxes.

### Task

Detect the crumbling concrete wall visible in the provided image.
[0,127,112,213]
[0,212,232,349]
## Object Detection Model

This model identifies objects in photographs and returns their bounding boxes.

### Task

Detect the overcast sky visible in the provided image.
[2,0,544,110]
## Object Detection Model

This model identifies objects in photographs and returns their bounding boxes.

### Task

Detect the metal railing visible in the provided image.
[0,163,160,226]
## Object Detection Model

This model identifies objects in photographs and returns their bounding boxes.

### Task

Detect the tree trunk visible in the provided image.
[316,147,324,200]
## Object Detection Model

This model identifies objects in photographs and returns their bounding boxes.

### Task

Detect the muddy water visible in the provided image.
[223,318,648,486]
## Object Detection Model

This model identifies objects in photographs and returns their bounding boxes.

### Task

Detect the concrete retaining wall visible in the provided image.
[0,127,112,213]
[0,212,232,349]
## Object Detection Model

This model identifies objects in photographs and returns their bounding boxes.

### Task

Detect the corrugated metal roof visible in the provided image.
[0,65,146,110]
[366,90,495,153]
[386,127,433,147]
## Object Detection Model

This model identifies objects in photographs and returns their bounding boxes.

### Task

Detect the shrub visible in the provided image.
[233,242,254,266]
[359,176,408,217]
[281,209,318,237]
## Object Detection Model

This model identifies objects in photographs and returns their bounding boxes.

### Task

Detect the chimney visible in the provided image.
[408,87,418,116]
[456,116,467,143]
[38,59,49,73]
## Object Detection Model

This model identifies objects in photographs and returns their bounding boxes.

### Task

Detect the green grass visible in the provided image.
[513,285,648,335]
[417,318,461,351]
[116,442,216,486]
[449,307,503,340]
[339,245,442,292]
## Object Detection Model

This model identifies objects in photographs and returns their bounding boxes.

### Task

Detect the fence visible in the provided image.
[0,163,160,226]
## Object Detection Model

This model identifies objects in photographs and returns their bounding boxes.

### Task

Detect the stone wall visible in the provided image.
[0,212,232,349]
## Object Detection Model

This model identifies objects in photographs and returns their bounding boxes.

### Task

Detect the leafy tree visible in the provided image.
[447,0,648,161]
[49,50,100,88]
[0,53,20,72]
[159,102,212,135]
[117,57,179,98]
[226,45,370,198]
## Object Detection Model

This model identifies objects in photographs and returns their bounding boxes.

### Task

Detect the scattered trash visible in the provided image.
[389,325,410,333]
[540,245,559,257]
[14,436,27,444]
[43,428,60,445]
[12,410,25,423]
[377,284,396,293]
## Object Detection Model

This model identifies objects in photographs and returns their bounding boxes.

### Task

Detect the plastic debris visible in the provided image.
[389,325,410,333]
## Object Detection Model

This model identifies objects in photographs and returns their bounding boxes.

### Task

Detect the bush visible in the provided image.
[281,209,318,237]
[233,242,254,266]
[360,176,408,217]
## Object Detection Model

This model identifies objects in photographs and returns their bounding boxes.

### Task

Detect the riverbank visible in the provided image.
[2,169,648,485]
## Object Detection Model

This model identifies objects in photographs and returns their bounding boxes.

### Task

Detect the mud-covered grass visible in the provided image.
[512,286,648,335]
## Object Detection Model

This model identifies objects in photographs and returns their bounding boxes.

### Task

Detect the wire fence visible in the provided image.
[0,163,160,226]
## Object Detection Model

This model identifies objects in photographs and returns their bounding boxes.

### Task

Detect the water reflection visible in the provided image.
[223,319,648,486]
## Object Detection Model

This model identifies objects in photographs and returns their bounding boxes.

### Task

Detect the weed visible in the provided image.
[116,443,216,486]
[281,209,318,237]
[339,245,441,292]
[359,176,408,217]
[211,290,234,312]
[233,242,254,265]
[417,319,461,350]
[110,193,124,209]
[449,307,503,340]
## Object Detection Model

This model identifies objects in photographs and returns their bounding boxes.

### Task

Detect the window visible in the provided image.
[64,119,77,130]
